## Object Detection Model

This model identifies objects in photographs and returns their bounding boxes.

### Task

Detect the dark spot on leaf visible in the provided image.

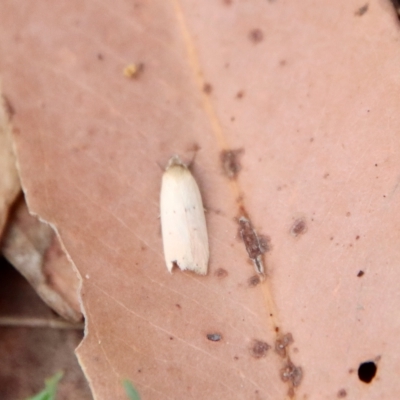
[280,360,303,387]
[337,388,347,398]
[248,275,261,287]
[249,28,264,43]
[236,90,245,99]
[207,333,222,341]
[357,270,364,277]
[239,217,266,274]
[220,149,244,179]
[2,95,15,118]
[215,268,228,278]
[275,333,294,357]
[358,361,377,383]
[250,339,270,359]
[355,3,368,16]
[187,142,201,152]
[258,235,271,253]
[291,218,307,237]
[203,82,213,94]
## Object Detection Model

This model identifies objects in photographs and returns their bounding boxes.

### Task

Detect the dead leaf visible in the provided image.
[1,195,82,322]
[1,0,400,398]
[0,94,20,240]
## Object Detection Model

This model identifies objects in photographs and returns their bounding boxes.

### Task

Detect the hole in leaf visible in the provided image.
[358,361,377,383]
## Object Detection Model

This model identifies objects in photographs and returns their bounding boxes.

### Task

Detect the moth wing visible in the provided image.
[160,166,209,275]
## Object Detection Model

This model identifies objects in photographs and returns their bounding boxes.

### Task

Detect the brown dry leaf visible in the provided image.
[1,1,400,399]
[1,195,82,322]
[0,94,20,240]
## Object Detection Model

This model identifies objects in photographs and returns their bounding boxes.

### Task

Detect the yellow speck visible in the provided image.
[123,63,143,79]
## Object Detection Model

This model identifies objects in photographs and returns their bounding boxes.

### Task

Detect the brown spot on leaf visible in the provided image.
[355,3,368,16]
[248,275,261,287]
[239,217,266,274]
[207,333,222,342]
[203,82,213,94]
[249,28,264,43]
[250,339,270,359]
[220,149,244,179]
[291,218,307,237]
[275,333,294,358]
[236,90,245,99]
[337,388,347,398]
[2,95,15,118]
[258,235,271,253]
[280,360,303,387]
[187,142,201,153]
[215,268,228,278]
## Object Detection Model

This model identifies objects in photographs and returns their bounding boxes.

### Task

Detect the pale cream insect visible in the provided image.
[160,155,209,275]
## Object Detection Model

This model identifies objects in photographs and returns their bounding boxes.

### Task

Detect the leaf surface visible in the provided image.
[1,1,400,399]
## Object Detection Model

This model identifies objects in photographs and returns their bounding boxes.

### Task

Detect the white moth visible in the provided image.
[160,155,209,275]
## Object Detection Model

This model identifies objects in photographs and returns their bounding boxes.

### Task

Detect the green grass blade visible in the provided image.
[123,380,141,400]
[26,371,64,400]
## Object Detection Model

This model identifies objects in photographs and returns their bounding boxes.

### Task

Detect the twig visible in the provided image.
[0,316,84,329]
